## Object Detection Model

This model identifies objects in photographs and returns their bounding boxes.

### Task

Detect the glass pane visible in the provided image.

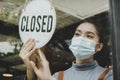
[0,0,113,80]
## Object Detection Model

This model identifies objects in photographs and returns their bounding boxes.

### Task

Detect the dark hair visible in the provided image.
[79,19,110,44]
[79,17,111,67]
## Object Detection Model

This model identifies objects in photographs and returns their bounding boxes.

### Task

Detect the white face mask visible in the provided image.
[69,37,96,60]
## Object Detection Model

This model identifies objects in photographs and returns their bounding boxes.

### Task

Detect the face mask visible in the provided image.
[69,37,96,60]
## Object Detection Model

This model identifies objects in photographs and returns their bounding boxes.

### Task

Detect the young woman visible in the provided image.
[19,19,113,80]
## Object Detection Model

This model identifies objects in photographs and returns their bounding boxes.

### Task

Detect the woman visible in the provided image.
[19,19,113,80]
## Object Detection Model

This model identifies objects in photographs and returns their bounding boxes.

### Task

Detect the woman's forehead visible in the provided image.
[76,22,98,34]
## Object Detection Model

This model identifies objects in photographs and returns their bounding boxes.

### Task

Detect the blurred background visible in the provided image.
[0,0,111,80]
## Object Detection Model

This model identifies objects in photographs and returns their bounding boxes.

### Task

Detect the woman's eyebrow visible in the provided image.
[86,31,96,35]
[76,29,81,33]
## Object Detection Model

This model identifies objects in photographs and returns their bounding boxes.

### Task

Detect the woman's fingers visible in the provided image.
[19,38,37,63]
[22,38,35,50]
[30,49,53,80]
[28,47,36,56]
[21,38,32,49]
[30,61,38,72]
[30,61,40,78]
[35,53,42,68]
[30,61,42,75]
[36,49,49,67]
[36,49,47,61]
[20,38,36,55]
[20,46,36,58]
[23,38,35,50]
[25,40,36,51]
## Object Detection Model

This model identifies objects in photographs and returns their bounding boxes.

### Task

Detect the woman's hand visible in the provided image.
[30,49,55,80]
[19,38,36,68]
[19,38,36,80]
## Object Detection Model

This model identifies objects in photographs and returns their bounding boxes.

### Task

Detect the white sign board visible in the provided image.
[19,0,56,48]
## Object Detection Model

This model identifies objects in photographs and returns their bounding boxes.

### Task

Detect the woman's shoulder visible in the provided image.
[53,66,113,80]
[97,66,113,80]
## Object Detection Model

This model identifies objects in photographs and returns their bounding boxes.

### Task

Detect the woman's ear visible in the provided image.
[95,43,103,52]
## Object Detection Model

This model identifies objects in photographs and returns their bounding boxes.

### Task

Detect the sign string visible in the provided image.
[49,0,55,9]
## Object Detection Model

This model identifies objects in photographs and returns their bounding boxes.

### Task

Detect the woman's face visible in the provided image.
[73,22,103,52]
[73,22,99,43]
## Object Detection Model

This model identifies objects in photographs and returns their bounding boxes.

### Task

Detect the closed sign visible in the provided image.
[19,0,56,48]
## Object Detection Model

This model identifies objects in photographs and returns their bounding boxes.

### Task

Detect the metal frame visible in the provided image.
[109,0,120,80]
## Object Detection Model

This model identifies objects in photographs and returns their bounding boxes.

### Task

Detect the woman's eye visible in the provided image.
[87,35,94,39]
[74,33,80,36]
